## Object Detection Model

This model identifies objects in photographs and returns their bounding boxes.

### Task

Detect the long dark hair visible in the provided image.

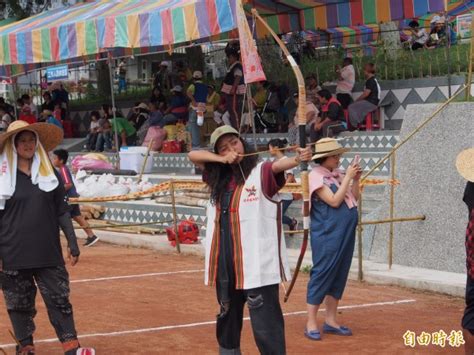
[205,138,258,205]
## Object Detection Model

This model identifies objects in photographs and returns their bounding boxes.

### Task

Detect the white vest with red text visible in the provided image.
[204,162,291,290]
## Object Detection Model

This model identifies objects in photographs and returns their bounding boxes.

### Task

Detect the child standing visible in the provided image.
[188,126,311,354]
[268,138,298,230]
[52,149,100,247]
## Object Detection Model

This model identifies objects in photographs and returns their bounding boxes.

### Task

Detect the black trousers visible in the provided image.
[1,266,78,347]
[216,283,286,355]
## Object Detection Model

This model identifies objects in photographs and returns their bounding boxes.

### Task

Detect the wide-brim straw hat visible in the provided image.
[0,120,63,153]
[456,148,474,182]
[312,137,350,160]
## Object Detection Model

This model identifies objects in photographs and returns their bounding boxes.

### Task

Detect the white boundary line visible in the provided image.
[0,299,416,348]
[70,270,205,284]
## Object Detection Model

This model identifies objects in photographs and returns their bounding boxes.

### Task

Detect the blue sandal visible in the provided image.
[304,328,322,341]
[322,323,353,336]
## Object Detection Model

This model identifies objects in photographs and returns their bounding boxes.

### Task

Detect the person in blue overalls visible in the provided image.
[304,138,361,341]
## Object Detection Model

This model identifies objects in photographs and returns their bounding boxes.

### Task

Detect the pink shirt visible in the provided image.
[309,165,357,209]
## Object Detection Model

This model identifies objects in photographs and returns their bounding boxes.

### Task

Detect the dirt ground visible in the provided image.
[0,241,466,354]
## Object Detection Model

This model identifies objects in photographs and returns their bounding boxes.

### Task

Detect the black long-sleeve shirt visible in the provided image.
[0,170,79,270]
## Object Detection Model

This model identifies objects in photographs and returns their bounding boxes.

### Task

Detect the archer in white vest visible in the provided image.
[188,126,311,355]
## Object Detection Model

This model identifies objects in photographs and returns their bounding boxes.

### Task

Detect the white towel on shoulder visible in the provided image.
[0,133,58,210]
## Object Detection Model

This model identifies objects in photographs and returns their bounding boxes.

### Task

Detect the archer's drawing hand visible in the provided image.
[219,150,240,165]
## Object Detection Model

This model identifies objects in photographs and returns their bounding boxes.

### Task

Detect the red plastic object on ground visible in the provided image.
[166,220,199,246]
[162,140,183,153]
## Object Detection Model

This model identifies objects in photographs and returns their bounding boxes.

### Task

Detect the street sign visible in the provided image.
[46,65,69,81]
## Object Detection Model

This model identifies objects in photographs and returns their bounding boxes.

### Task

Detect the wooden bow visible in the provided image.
[251,9,309,302]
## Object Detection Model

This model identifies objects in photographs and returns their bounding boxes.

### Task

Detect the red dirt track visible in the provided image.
[0,242,465,354]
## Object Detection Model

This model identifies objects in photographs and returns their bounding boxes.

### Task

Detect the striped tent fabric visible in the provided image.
[0,0,237,69]
[247,0,447,34]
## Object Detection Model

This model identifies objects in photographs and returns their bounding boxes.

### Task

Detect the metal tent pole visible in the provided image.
[107,54,120,169]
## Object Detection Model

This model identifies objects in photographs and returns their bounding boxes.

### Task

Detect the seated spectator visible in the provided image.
[110,115,137,148]
[306,74,321,105]
[52,82,69,109]
[53,103,64,121]
[335,57,355,109]
[149,86,167,112]
[252,81,268,111]
[0,97,14,116]
[148,101,164,126]
[348,63,380,129]
[162,85,189,125]
[288,92,319,145]
[133,103,150,131]
[95,104,113,151]
[18,94,36,124]
[0,105,12,132]
[40,109,63,129]
[41,91,55,112]
[86,111,101,151]
[311,89,346,142]
[408,20,429,50]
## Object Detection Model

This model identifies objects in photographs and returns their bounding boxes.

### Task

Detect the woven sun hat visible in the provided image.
[456,148,474,182]
[311,137,350,160]
[210,125,239,152]
[0,120,63,153]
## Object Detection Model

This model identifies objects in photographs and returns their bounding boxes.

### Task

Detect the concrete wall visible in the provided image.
[367,103,474,273]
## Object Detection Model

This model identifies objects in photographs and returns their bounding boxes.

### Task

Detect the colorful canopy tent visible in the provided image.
[246,0,448,37]
[0,0,238,77]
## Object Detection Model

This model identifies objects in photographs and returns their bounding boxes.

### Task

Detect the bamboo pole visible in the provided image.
[357,194,364,282]
[466,11,474,101]
[361,86,466,182]
[361,215,426,225]
[389,152,396,269]
[286,215,426,235]
[137,139,153,184]
[170,180,181,253]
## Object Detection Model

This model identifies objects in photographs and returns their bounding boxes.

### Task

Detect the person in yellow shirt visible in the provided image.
[252,81,268,111]
[206,85,221,115]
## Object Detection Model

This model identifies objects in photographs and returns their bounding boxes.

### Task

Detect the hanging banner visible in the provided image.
[236,0,266,84]
[46,65,69,81]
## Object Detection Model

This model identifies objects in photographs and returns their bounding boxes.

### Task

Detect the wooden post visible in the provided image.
[170,180,181,253]
[388,152,396,269]
[357,192,364,281]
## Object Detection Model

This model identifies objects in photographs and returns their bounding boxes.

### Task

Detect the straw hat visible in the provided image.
[193,71,203,79]
[311,138,350,160]
[456,148,474,182]
[0,120,63,153]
